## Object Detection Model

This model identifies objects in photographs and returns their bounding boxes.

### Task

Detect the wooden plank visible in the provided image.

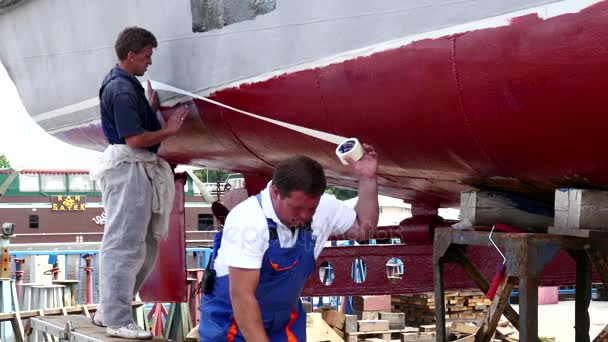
[358,320,389,332]
[548,226,608,238]
[10,311,25,342]
[475,276,517,342]
[32,315,167,341]
[0,301,143,322]
[306,313,344,342]
[449,323,478,335]
[400,332,436,341]
[344,315,358,333]
[307,313,325,328]
[332,327,345,338]
[453,247,521,332]
[453,335,475,342]
[348,328,419,336]
[554,189,608,231]
[378,312,405,330]
[593,325,608,342]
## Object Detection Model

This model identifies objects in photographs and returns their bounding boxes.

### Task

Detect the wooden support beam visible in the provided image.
[574,250,592,342]
[10,311,24,342]
[453,247,521,331]
[81,304,91,318]
[433,260,447,342]
[586,248,608,288]
[554,189,608,231]
[593,325,608,342]
[475,276,517,342]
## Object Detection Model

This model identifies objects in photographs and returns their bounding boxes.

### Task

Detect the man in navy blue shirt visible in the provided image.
[92,27,188,339]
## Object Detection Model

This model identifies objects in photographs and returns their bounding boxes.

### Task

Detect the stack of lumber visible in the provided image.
[308,308,434,342]
[391,290,491,326]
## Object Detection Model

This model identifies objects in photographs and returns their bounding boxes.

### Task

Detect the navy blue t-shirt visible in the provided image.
[99,66,161,153]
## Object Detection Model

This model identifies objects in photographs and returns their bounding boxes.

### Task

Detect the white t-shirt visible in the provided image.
[213,183,357,277]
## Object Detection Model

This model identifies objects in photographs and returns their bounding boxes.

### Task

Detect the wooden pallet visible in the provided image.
[344,327,419,342]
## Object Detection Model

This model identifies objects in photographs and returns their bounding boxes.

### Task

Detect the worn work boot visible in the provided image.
[106,323,152,340]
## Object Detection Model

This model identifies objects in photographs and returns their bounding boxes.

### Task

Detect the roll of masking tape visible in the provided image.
[336,138,364,165]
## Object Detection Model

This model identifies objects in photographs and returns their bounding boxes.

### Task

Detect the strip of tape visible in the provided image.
[150,80,347,145]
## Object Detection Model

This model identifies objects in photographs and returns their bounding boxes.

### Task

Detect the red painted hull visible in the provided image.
[58,1,608,207]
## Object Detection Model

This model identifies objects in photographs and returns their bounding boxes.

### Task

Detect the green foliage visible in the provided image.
[325,186,357,200]
[192,169,233,183]
[0,154,11,169]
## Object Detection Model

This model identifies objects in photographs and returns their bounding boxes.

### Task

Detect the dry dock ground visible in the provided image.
[511,300,608,342]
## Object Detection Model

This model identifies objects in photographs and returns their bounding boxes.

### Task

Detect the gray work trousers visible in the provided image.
[97,162,159,328]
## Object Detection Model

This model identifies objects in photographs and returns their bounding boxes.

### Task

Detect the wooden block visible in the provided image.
[358,320,390,332]
[306,314,345,342]
[496,325,516,338]
[322,310,346,329]
[401,332,436,341]
[307,313,325,328]
[361,310,382,320]
[344,315,358,333]
[461,190,553,229]
[449,323,479,335]
[378,312,405,330]
[453,335,475,342]
[363,338,386,342]
[418,325,435,332]
[302,300,313,313]
[353,295,392,311]
[554,188,608,231]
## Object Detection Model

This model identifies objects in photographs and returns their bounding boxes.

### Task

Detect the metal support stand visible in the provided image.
[433,229,608,342]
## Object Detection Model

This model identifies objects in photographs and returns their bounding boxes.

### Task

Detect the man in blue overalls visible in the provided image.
[200,145,379,341]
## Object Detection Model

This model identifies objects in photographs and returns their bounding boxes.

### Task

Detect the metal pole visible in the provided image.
[14,258,24,301]
[82,255,94,304]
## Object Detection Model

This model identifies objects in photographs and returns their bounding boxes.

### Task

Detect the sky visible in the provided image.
[0,62,101,170]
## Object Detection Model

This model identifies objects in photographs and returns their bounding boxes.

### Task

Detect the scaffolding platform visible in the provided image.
[30,314,169,342]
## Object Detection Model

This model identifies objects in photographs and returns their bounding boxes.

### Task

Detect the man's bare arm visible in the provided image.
[229,267,269,342]
[342,144,380,240]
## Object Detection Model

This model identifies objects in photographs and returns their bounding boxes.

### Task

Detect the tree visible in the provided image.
[0,154,11,169]
[192,168,233,183]
[325,186,357,201]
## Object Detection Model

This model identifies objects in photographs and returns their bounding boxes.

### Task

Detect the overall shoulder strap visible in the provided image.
[256,194,278,241]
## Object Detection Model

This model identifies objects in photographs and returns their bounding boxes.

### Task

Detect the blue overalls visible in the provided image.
[199,194,316,341]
